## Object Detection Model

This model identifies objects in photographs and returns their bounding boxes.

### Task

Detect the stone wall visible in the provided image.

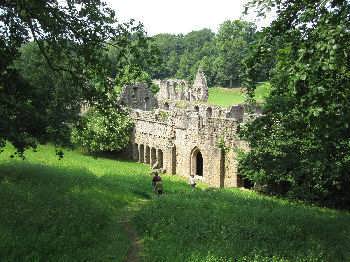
[118,70,250,188]
[118,83,157,110]
[154,69,209,102]
[128,104,245,187]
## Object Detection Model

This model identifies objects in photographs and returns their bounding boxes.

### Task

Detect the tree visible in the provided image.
[72,62,160,153]
[239,0,350,207]
[151,34,183,78]
[215,20,256,87]
[107,31,160,80]
[11,42,83,147]
[0,0,145,154]
[151,29,216,83]
[71,106,133,153]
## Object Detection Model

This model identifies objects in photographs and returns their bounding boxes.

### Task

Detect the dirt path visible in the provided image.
[121,219,143,262]
[119,200,149,262]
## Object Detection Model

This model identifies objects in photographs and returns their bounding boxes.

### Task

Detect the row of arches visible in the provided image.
[134,143,164,168]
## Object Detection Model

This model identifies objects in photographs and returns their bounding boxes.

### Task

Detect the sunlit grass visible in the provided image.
[135,188,350,261]
[208,82,271,107]
[1,143,349,262]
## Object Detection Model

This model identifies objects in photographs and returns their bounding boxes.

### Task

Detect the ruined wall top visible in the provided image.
[154,69,208,102]
[117,70,259,122]
[117,83,157,111]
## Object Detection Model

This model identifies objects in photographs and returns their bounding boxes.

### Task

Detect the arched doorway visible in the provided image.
[191,147,203,176]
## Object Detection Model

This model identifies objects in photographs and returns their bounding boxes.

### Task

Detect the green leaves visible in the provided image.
[0,0,148,154]
[240,0,350,207]
[71,107,133,153]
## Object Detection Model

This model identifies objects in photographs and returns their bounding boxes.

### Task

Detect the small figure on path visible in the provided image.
[152,171,163,196]
[189,174,196,189]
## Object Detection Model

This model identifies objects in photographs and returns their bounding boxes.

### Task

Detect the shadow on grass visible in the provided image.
[134,188,350,262]
[0,161,154,262]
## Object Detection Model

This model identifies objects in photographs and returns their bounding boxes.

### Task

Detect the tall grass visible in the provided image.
[1,144,349,262]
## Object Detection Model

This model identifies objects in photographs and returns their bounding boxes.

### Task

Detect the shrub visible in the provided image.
[71,107,133,153]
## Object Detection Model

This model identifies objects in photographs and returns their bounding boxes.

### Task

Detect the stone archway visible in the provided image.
[191,147,203,176]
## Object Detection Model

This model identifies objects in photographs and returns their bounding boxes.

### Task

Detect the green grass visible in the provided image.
[1,144,350,261]
[207,82,271,107]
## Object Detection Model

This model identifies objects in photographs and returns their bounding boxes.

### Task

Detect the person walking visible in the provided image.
[189,174,196,189]
[152,172,163,195]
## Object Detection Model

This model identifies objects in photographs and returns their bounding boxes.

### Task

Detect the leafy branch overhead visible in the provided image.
[0,0,150,153]
[240,0,350,208]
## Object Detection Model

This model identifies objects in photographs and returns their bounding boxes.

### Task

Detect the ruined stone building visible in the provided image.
[118,70,247,187]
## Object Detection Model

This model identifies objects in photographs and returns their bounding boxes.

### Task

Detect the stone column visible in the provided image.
[138,144,143,163]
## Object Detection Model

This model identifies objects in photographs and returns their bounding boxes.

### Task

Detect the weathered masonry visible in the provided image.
[119,70,248,187]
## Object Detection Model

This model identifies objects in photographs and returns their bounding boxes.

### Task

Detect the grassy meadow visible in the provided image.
[207,82,271,107]
[1,144,350,261]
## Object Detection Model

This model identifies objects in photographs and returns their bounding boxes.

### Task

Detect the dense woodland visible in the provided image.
[1,0,350,209]
[147,21,263,87]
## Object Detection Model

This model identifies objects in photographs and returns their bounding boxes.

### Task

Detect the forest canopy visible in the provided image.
[0,0,152,154]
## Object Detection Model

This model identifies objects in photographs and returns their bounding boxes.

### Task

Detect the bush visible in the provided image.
[71,107,133,153]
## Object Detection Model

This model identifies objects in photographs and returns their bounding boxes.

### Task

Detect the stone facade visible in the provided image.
[120,70,247,187]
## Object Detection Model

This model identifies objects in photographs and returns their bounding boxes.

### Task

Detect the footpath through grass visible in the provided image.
[1,144,350,261]
[207,82,271,107]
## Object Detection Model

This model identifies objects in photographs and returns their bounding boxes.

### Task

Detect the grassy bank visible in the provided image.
[207,82,271,107]
[1,144,349,261]
[135,189,350,261]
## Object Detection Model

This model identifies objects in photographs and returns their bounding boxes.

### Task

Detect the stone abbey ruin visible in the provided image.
[119,70,250,187]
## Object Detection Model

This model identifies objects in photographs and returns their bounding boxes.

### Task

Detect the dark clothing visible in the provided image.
[152,175,163,195]
[152,175,162,183]
[152,175,162,187]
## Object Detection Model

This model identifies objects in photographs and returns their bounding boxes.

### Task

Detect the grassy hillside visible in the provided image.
[1,144,350,261]
[207,82,271,107]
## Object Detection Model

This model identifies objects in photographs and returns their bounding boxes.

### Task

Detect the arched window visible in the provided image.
[194,106,199,112]
[206,107,212,118]
[191,147,203,176]
[164,102,170,110]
